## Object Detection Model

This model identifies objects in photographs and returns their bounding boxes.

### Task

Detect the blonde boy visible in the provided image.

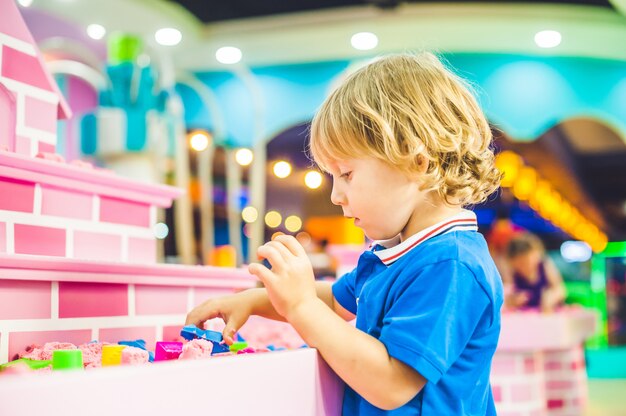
[187,53,503,415]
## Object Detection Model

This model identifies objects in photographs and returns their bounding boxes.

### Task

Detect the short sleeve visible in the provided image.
[379,260,490,384]
[332,268,358,315]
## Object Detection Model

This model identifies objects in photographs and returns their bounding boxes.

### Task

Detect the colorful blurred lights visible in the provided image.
[153,223,169,240]
[351,32,378,51]
[155,28,182,46]
[285,215,303,233]
[87,24,106,40]
[235,148,254,166]
[189,131,210,151]
[560,241,592,263]
[495,151,522,187]
[273,161,292,178]
[242,206,258,223]
[17,0,33,7]
[512,167,536,200]
[216,47,242,64]
[535,30,561,48]
[265,211,282,228]
[271,231,285,240]
[304,171,323,189]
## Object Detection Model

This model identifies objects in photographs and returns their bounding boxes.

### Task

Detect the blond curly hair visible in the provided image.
[309,52,502,206]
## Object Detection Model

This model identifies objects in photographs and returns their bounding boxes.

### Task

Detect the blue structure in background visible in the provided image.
[179,53,626,147]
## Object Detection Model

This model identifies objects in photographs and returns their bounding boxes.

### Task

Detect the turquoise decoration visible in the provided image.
[80,34,177,158]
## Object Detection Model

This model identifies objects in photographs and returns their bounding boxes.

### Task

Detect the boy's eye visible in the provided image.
[340,171,352,179]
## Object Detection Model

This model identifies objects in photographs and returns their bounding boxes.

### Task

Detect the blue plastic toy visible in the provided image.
[119,339,154,362]
[180,325,230,354]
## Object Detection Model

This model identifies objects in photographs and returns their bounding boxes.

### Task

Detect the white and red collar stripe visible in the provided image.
[372,210,478,266]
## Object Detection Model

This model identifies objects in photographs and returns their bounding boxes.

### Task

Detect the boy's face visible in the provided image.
[327,157,424,241]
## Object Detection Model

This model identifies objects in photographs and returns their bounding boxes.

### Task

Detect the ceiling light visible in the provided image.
[351,32,378,51]
[18,0,33,7]
[235,148,253,166]
[242,206,258,223]
[534,30,561,48]
[189,131,210,151]
[155,28,182,46]
[304,171,323,189]
[87,24,106,40]
[216,46,242,64]
[273,161,292,179]
[285,215,303,233]
[265,211,282,228]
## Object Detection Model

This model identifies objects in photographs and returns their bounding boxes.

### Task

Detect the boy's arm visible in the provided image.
[315,281,357,321]
[250,235,424,410]
[185,281,351,343]
[289,297,426,410]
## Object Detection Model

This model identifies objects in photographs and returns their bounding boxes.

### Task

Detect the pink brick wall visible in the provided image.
[162,325,184,342]
[491,351,546,416]
[135,285,188,315]
[41,186,92,220]
[491,346,589,416]
[544,347,587,415]
[99,327,156,347]
[0,84,16,152]
[0,177,34,212]
[100,197,150,227]
[23,95,57,133]
[1,45,51,92]
[73,231,122,262]
[0,279,51,319]
[14,224,65,256]
[8,329,92,362]
[0,270,247,363]
[193,288,235,307]
[14,135,31,156]
[128,237,156,263]
[59,282,128,318]
[38,142,55,154]
[0,222,5,252]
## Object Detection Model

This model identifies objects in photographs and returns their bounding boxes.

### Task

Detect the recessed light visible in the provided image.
[351,32,378,51]
[534,30,561,48]
[155,28,182,46]
[216,46,242,64]
[87,24,106,40]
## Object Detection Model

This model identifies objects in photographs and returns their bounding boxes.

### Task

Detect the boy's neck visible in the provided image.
[400,203,465,243]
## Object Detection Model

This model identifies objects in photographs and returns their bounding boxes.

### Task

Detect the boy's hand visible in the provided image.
[185,292,254,345]
[248,235,317,320]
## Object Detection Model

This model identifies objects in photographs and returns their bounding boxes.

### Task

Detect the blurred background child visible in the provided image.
[503,232,566,312]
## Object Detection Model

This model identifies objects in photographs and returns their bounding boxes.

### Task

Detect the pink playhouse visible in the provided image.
[0,1,342,414]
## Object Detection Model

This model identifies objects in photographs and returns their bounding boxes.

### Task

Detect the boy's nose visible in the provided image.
[330,182,345,206]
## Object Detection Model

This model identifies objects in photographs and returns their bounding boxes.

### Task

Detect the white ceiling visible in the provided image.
[24,0,626,70]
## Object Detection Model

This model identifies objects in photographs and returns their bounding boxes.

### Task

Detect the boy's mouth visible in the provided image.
[349,217,361,226]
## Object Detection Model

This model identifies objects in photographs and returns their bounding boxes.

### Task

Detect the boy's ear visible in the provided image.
[416,154,429,174]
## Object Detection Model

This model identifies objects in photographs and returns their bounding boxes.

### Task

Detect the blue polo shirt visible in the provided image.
[332,211,503,415]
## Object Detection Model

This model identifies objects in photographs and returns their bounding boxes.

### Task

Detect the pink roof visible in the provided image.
[0,0,72,120]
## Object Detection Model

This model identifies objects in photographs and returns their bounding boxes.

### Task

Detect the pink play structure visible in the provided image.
[0,0,257,360]
[0,1,342,414]
[0,0,71,156]
[492,308,596,416]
